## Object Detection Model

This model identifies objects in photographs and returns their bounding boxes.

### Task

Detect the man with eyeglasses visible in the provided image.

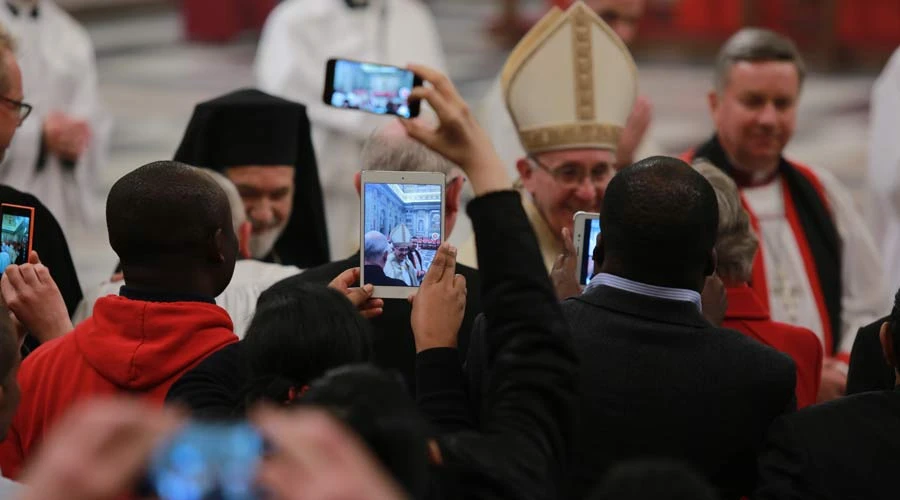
[458,1,638,271]
[0,24,83,321]
[0,0,111,235]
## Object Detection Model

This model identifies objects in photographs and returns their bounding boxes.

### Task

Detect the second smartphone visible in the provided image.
[323,58,422,118]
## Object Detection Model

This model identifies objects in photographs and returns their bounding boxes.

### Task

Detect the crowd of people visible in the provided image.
[0,0,896,499]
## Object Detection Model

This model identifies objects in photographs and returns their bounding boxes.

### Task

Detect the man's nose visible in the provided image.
[249,200,275,226]
[757,102,778,126]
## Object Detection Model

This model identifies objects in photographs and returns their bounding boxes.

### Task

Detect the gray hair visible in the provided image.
[196,168,247,235]
[363,231,390,262]
[714,28,806,93]
[692,160,759,283]
[361,122,458,177]
[0,24,16,95]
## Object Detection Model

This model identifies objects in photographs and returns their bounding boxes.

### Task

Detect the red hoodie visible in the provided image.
[0,295,237,478]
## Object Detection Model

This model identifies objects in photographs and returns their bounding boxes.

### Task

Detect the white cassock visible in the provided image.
[255,0,447,259]
[0,0,110,234]
[73,260,302,339]
[742,168,888,356]
[384,252,417,286]
[867,46,900,293]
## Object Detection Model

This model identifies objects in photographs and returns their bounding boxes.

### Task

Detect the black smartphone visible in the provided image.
[323,58,422,119]
[0,203,34,273]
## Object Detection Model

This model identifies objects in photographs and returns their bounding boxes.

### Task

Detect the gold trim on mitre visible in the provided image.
[500,1,638,155]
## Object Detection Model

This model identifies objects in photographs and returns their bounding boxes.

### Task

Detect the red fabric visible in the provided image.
[182,0,277,42]
[0,296,237,478]
[723,285,823,408]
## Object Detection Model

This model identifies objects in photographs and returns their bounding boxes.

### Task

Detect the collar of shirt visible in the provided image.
[584,273,703,312]
[119,286,216,305]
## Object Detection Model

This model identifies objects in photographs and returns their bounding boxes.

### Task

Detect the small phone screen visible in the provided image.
[0,206,33,273]
[328,60,417,118]
[362,182,443,287]
[581,217,601,285]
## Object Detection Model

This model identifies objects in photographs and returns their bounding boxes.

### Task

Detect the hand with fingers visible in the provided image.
[409,243,466,353]
[1,251,73,343]
[19,398,183,500]
[399,64,510,196]
[550,227,582,301]
[253,407,406,500]
[328,267,384,319]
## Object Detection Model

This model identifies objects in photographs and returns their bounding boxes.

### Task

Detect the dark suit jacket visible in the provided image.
[755,388,900,500]
[847,316,895,394]
[282,252,482,394]
[560,285,794,499]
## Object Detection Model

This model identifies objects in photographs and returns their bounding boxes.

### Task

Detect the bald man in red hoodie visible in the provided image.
[0,161,241,478]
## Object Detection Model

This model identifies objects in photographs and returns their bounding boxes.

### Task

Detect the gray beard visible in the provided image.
[250,224,287,259]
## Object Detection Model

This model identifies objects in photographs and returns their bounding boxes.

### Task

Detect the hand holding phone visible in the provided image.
[323,58,422,118]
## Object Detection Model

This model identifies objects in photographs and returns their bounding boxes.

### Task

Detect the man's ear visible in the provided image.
[592,232,605,271]
[516,157,533,186]
[707,90,719,116]
[211,228,227,264]
[238,220,252,259]
[445,176,463,215]
[880,322,897,369]
[704,248,718,277]
[353,172,362,197]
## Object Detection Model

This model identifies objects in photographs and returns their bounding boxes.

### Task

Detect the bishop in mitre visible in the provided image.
[385,223,419,286]
[458,1,637,271]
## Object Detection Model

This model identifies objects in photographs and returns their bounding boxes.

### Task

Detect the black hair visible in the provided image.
[297,364,432,499]
[106,161,232,267]
[889,288,900,366]
[589,460,719,500]
[600,156,719,288]
[241,281,373,408]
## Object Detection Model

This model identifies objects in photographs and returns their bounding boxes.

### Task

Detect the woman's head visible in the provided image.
[242,280,374,407]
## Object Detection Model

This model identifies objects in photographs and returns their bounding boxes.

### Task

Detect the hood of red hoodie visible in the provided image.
[73,295,238,391]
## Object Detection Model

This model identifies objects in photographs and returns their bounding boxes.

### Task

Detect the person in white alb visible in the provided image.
[0,0,110,233]
[254,0,447,259]
[684,28,888,402]
[73,169,301,338]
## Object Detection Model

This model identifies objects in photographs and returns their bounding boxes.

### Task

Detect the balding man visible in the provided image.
[0,161,240,477]
[0,23,82,321]
[73,168,302,338]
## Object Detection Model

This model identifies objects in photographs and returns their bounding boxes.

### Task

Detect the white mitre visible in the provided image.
[501,1,638,154]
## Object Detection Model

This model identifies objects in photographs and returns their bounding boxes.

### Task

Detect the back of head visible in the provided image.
[196,168,247,234]
[298,364,431,499]
[889,288,900,369]
[589,460,718,500]
[692,161,758,283]
[241,281,373,407]
[361,121,457,177]
[715,28,806,92]
[0,24,15,94]
[601,156,719,288]
[106,161,236,288]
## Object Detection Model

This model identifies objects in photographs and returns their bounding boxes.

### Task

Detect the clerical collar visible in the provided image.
[119,286,216,305]
[693,135,783,188]
[6,1,39,18]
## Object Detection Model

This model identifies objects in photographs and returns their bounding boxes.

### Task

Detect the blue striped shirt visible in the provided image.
[584,273,703,312]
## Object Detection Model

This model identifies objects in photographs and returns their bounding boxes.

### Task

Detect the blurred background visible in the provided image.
[54,0,900,287]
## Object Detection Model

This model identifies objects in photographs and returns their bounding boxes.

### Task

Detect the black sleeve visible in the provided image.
[31,196,82,317]
[439,191,578,500]
[416,347,475,433]
[846,320,895,395]
[753,416,809,500]
[165,343,246,418]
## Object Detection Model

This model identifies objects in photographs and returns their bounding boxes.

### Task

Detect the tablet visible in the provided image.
[359,170,446,299]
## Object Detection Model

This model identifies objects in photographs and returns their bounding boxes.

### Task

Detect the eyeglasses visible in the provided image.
[528,156,613,187]
[0,95,32,125]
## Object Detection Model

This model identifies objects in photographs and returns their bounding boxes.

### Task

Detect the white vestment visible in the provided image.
[867,46,900,293]
[73,260,302,339]
[742,168,888,356]
[255,0,447,259]
[384,252,417,286]
[0,0,110,234]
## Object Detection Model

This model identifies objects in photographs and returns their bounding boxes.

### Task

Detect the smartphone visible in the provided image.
[360,170,446,299]
[573,211,601,286]
[144,422,264,500]
[323,58,422,118]
[0,204,34,273]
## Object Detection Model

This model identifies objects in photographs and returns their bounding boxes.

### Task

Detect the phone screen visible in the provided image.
[580,217,601,285]
[146,422,264,500]
[325,59,420,118]
[362,182,443,288]
[0,204,33,274]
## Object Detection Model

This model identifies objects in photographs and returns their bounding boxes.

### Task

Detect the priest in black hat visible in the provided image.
[174,89,330,268]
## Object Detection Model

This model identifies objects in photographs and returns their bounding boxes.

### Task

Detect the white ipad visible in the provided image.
[359,170,446,299]
[573,211,601,286]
